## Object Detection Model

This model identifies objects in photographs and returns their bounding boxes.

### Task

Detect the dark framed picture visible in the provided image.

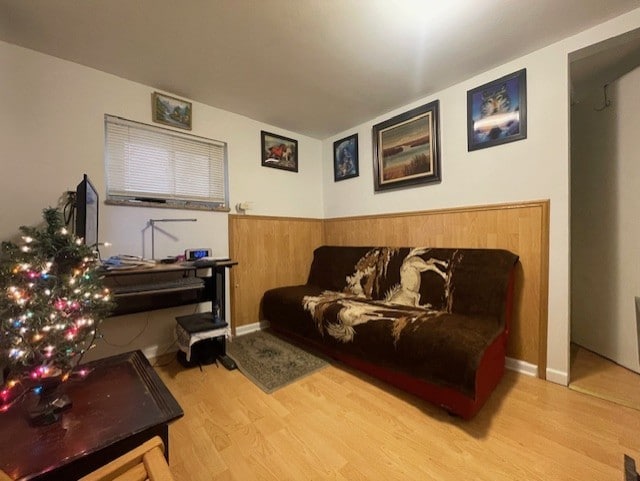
[261,131,298,172]
[152,92,192,130]
[333,134,359,181]
[372,100,440,192]
[467,68,527,151]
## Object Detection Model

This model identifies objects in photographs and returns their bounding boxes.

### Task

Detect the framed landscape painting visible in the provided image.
[467,68,527,151]
[372,100,440,192]
[261,131,298,172]
[333,133,359,181]
[152,92,192,130]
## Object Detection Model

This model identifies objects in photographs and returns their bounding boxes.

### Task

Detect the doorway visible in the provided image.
[569,28,640,409]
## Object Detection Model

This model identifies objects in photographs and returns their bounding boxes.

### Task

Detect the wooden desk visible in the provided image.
[0,351,183,481]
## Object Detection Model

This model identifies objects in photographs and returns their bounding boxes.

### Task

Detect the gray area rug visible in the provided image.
[226,330,328,393]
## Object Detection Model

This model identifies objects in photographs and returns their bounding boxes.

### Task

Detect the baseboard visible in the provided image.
[545,367,569,386]
[234,321,270,337]
[142,323,269,361]
[228,329,553,382]
[503,357,568,385]
[227,332,544,379]
[143,343,179,362]
[505,357,538,377]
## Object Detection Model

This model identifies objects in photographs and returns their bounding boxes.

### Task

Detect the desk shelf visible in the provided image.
[103,264,209,316]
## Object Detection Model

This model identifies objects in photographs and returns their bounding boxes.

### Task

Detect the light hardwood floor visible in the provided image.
[570,343,640,411]
[154,358,640,481]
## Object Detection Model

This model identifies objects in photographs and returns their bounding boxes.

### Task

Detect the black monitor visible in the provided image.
[75,174,99,246]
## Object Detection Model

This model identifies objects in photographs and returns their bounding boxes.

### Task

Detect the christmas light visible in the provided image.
[9,349,24,359]
[1,208,114,402]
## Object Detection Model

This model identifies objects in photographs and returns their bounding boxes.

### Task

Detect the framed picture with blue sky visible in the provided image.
[467,69,527,151]
[333,133,359,181]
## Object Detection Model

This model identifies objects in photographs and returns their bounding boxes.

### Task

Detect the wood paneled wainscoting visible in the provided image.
[229,200,549,377]
[228,215,325,333]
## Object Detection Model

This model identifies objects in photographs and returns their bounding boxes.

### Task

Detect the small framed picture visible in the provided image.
[467,69,527,151]
[333,134,359,182]
[152,92,192,130]
[261,131,298,172]
[372,100,441,192]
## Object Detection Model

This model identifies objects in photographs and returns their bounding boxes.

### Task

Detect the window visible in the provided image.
[104,115,229,210]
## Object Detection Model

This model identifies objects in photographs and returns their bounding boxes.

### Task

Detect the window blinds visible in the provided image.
[104,115,228,209]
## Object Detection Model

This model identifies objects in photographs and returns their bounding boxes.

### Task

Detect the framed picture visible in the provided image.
[333,134,359,181]
[152,92,192,130]
[467,68,527,151]
[261,131,298,172]
[372,100,440,192]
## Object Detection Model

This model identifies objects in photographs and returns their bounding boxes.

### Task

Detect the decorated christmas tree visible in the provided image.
[0,208,113,410]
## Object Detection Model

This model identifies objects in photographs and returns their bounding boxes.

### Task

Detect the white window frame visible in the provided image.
[104,115,229,211]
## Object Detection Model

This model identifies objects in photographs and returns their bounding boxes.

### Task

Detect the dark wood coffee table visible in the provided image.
[0,350,183,480]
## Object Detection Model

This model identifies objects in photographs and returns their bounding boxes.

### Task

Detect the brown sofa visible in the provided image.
[262,246,519,419]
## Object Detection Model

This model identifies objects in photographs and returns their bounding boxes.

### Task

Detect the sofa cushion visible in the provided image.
[301,292,502,396]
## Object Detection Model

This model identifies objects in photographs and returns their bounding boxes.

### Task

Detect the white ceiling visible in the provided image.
[0,0,638,139]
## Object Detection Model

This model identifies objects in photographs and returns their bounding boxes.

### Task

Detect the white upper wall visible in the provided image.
[0,40,324,260]
[322,7,640,384]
